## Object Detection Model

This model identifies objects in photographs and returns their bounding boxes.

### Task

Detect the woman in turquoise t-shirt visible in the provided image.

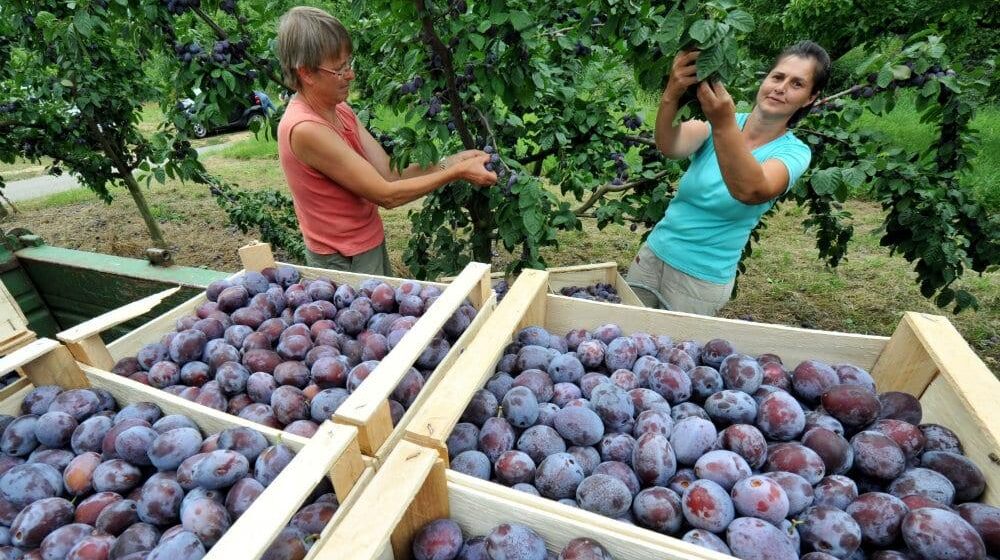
[626,41,831,316]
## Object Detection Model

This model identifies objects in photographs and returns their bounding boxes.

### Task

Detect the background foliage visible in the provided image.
[0,0,996,313]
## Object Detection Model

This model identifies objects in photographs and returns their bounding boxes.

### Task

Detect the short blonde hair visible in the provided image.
[276,7,352,91]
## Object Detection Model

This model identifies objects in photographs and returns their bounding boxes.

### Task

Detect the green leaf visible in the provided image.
[811,167,842,195]
[222,72,235,92]
[509,11,532,31]
[954,290,978,312]
[688,19,715,44]
[468,34,485,50]
[890,64,912,81]
[724,10,754,32]
[876,66,894,88]
[696,45,724,81]
[73,11,94,37]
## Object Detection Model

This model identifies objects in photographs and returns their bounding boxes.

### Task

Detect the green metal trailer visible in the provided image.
[0,229,229,344]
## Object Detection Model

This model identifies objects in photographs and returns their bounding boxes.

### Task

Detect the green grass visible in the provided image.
[16,187,101,211]
[215,134,278,160]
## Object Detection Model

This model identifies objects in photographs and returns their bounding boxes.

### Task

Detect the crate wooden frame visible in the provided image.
[0,338,376,560]
[0,278,37,400]
[401,269,1000,558]
[57,242,497,464]
[311,439,737,560]
[441,262,644,307]
[545,262,644,307]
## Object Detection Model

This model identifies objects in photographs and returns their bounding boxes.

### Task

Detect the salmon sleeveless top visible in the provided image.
[277,97,384,256]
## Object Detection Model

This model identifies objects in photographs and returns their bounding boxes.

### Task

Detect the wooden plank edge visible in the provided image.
[303,466,378,560]
[0,338,62,375]
[81,364,311,451]
[403,270,550,449]
[57,286,182,343]
[0,384,33,415]
[208,422,361,559]
[238,242,278,272]
[0,377,30,403]
[544,296,888,370]
[447,471,731,560]
[310,441,444,560]
[279,261,451,290]
[107,291,206,361]
[373,294,498,464]
[332,263,492,450]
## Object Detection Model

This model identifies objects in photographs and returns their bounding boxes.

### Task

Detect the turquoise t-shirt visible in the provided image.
[647,113,811,284]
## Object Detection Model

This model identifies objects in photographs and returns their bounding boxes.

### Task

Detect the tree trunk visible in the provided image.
[121,172,168,249]
[469,192,493,264]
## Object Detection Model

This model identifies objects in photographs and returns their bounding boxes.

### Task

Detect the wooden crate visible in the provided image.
[545,262,644,307]
[0,278,36,400]
[401,269,1000,555]
[310,439,731,560]
[58,242,496,464]
[442,262,644,307]
[0,338,376,559]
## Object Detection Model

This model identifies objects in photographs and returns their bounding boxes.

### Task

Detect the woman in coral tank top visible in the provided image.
[275,7,497,274]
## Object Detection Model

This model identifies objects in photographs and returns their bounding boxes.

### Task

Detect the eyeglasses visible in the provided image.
[317,58,355,79]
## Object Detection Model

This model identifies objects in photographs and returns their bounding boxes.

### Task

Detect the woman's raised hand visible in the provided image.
[453,152,498,186]
[662,50,700,104]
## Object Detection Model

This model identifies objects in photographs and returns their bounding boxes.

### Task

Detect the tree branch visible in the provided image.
[617,134,656,147]
[190,7,285,90]
[572,170,672,216]
[191,7,228,40]
[797,128,853,146]
[413,0,475,148]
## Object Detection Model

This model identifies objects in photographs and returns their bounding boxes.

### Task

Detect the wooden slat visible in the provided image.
[0,383,32,414]
[107,291,205,361]
[448,471,731,560]
[209,422,365,559]
[312,441,447,560]
[404,270,550,458]
[63,335,115,371]
[57,287,181,344]
[333,262,491,456]
[889,312,1000,506]
[0,338,62,374]
[81,365,310,450]
[0,338,89,389]
[546,262,618,293]
[0,377,29,403]
[0,331,36,356]
[304,467,378,560]
[545,296,888,370]
[870,312,944,395]
[389,453,448,560]
[369,292,498,463]
[238,242,278,272]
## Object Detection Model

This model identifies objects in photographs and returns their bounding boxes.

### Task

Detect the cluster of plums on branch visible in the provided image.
[445,323,996,559]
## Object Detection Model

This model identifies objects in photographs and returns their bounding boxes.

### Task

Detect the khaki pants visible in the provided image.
[625,243,734,316]
[304,241,392,276]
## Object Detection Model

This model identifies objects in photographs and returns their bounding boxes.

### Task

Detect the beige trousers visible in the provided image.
[625,243,734,316]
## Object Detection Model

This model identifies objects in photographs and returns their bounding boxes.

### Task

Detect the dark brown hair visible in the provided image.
[770,41,831,127]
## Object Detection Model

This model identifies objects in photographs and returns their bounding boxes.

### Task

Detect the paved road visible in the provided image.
[3,140,237,203]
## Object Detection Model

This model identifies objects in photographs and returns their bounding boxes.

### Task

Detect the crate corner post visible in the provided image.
[238,241,277,272]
